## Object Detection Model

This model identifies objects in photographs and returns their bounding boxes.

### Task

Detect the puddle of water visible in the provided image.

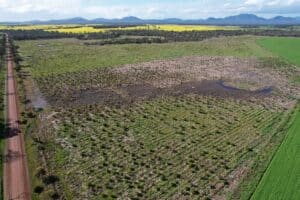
[50,80,273,107]
[30,82,47,109]
[217,80,273,95]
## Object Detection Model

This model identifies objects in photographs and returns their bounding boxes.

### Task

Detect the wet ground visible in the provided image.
[48,80,273,107]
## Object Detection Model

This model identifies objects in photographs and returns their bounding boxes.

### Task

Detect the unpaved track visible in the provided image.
[3,35,31,200]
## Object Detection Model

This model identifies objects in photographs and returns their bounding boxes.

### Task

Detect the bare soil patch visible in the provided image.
[37,56,298,108]
[52,80,273,107]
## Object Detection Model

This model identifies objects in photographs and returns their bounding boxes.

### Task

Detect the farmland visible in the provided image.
[250,37,300,200]
[258,37,300,67]
[47,25,237,33]
[11,32,300,200]
[0,24,238,34]
[251,106,300,200]
[16,36,270,77]
[40,96,289,199]
[0,25,80,31]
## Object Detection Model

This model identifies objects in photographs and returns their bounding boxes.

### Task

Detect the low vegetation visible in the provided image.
[0,33,6,200]
[258,37,300,67]
[16,36,270,77]
[11,32,300,200]
[0,24,238,33]
[249,37,300,199]
[251,105,300,200]
[2,26,300,44]
[34,95,289,199]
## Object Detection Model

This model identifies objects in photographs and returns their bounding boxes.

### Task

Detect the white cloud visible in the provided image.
[0,0,81,13]
[0,0,300,21]
[244,0,300,7]
[245,0,261,5]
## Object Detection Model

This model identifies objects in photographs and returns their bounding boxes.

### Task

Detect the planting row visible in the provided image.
[32,95,287,199]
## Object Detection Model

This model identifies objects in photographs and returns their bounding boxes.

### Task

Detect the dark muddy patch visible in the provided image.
[171,80,272,98]
[48,80,273,107]
[49,89,123,106]
[122,84,160,98]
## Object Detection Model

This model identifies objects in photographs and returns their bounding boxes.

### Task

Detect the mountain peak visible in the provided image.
[236,13,260,18]
[121,16,141,21]
[2,14,300,25]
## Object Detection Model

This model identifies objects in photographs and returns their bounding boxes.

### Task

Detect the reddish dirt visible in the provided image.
[3,35,31,200]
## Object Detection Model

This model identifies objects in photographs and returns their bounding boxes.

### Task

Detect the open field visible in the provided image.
[31,55,298,109]
[0,25,80,31]
[11,34,300,199]
[251,106,300,200]
[258,37,300,67]
[16,36,271,77]
[38,96,289,199]
[47,25,238,33]
[0,24,238,33]
[250,37,300,200]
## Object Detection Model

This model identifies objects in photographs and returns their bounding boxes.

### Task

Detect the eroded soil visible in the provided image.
[37,56,299,108]
[56,80,273,107]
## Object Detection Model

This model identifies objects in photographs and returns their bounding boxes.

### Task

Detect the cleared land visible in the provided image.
[13,35,300,200]
[17,36,270,76]
[251,37,300,200]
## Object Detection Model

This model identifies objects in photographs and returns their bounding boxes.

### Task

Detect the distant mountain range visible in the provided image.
[2,14,300,25]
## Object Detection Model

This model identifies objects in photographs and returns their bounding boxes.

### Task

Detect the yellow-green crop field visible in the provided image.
[0,24,238,33]
[0,24,81,31]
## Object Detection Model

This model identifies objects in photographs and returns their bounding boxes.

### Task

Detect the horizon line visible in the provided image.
[1,13,300,23]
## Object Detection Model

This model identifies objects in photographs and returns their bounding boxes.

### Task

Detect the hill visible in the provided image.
[1,14,300,25]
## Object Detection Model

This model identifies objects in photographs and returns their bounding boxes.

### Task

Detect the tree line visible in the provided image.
[2,28,300,45]
[0,34,5,57]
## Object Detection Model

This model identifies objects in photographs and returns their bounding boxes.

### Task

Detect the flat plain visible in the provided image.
[17,36,269,76]
[0,24,237,33]
[251,37,300,200]
[258,37,300,67]
[13,35,300,200]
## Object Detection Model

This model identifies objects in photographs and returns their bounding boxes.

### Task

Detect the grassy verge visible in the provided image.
[6,37,48,199]
[0,34,6,200]
[251,104,300,199]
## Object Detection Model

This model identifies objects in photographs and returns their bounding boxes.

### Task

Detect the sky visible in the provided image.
[0,0,300,21]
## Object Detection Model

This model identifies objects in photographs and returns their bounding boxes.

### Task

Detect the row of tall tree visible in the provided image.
[2,28,300,44]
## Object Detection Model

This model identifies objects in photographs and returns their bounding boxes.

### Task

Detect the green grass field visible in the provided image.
[258,37,300,67]
[17,36,269,77]
[251,37,300,200]
[251,106,300,200]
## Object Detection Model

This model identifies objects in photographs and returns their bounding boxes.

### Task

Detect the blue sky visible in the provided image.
[0,0,300,21]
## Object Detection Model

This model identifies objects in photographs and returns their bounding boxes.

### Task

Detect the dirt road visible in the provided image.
[3,35,31,200]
